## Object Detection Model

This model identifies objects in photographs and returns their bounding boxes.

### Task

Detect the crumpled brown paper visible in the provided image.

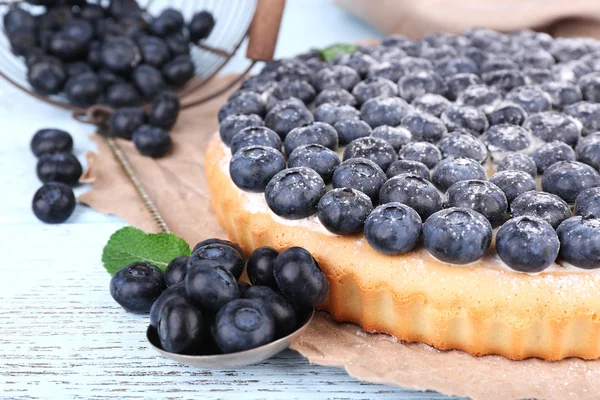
[81,75,600,400]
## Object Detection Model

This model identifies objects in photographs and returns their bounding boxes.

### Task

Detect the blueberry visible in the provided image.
[351,77,398,105]
[62,18,94,47]
[148,91,180,130]
[165,33,190,57]
[550,38,590,62]
[230,126,282,155]
[193,238,244,260]
[149,282,187,326]
[398,141,441,169]
[411,93,451,117]
[564,101,600,136]
[456,84,502,114]
[480,57,518,73]
[64,72,102,107]
[514,48,555,69]
[395,56,434,75]
[3,7,36,35]
[481,124,533,162]
[489,102,527,126]
[333,119,371,145]
[32,182,76,224]
[332,158,386,203]
[270,80,315,105]
[557,216,600,269]
[157,297,204,354]
[66,62,93,78]
[164,256,189,287]
[108,0,142,20]
[265,167,326,219]
[343,136,397,171]
[445,180,508,227]
[238,282,251,296]
[135,35,170,69]
[359,97,409,128]
[94,18,126,39]
[229,145,286,193]
[397,71,447,102]
[241,286,297,338]
[435,57,478,77]
[132,125,171,158]
[576,132,600,170]
[314,88,357,107]
[445,73,482,101]
[489,170,536,204]
[505,86,552,114]
[313,65,360,92]
[30,129,73,157]
[552,60,593,83]
[188,11,215,42]
[86,41,102,68]
[423,207,492,264]
[36,153,82,186]
[264,102,313,139]
[371,126,411,152]
[79,4,106,21]
[523,67,554,85]
[220,114,264,145]
[317,188,373,235]
[246,247,279,289]
[161,55,195,86]
[131,64,167,98]
[314,104,359,126]
[149,8,184,37]
[532,141,577,174]
[524,112,580,147]
[577,72,600,103]
[496,216,560,273]
[101,37,141,74]
[379,174,442,220]
[272,59,314,83]
[106,82,141,108]
[287,144,340,184]
[28,57,67,94]
[386,159,430,180]
[274,247,328,309]
[366,61,405,83]
[185,261,239,313]
[109,262,166,313]
[481,69,526,93]
[213,299,275,353]
[190,243,244,280]
[510,191,571,229]
[364,203,422,254]
[542,161,600,204]
[334,52,377,77]
[284,122,338,155]
[437,132,487,163]
[539,81,583,109]
[420,45,458,62]
[401,112,447,143]
[431,157,487,192]
[48,31,86,62]
[38,5,74,31]
[107,107,145,140]
[574,187,600,218]
[440,105,489,136]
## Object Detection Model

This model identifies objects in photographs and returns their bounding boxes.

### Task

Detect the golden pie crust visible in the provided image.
[205,134,600,361]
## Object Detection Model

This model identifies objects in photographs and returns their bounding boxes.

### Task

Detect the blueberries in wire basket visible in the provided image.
[456,84,502,114]
[149,91,180,130]
[284,122,338,155]
[496,216,560,273]
[556,216,600,269]
[190,243,245,281]
[242,286,297,338]
[9,29,38,56]
[287,144,340,184]
[101,37,141,74]
[489,102,527,126]
[510,191,571,229]
[314,88,357,107]
[271,80,316,104]
[364,203,422,255]
[333,119,371,146]
[265,167,326,219]
[149,8,184,38]
[66,62,93,78]
[165,33,191,57]
[229,145,286,193]
[489,170,536,204]
[109,107,146,140]
[542,161,600,204]
[185,261,239,314]
[437,132,488,164]
[432,155,487,192]
[379,174,442,220]
[314,104,359,126]
[398,141,441,169]
[332,158,386,203]
[108,0,142,21]
[440,104,489,136]
[189,11,215,42]
[445,73,482,101]
[219,114,264,146]
[343,136,397,172]
[230,126,282,155]
[313,65,361,92]
[264,102,313,140]
[401,112,447,143]
[445,180,508,227]
[31,128,73,157]
[3,7,36,35]
[110,261,166,313]
[397,71,447,102]
[164,256,189,287]
[162,55,195,86]
[563,101,600,136]
[136,35,171,68]
[531,141,576,174]
[32,182,76,224]
[576,132,600,170]
[246,246,279,289]
[386,159,430,180]
[351,77,398,105]
[132,125,171,158]
[132,64,167,99]
[28,56,67,94]
[371,125,411,152]
[360,96,409,128]
[36,153,82,186]
[79,4,106,21]
[157,296,204,354]
[539,81,583,109]
[150,282,187,326]
[411,93,451,117]
[423,207,492,265]
[317,188,373,235]
[106,82,141,108]
[575,187,600,218]
[64,72,102,107]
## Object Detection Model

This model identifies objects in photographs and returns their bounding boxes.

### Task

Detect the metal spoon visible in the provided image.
[146,309,314,368]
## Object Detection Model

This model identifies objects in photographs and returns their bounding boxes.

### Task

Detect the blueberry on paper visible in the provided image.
[109,107,146,140]
[149,92,180,130]
[28,56,67,94]
[109,261,166,313]
[364,203,422,255]
[132,125,172,158]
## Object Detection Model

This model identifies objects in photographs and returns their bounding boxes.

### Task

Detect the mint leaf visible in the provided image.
[102,226,192,275]
[320,43,358,62]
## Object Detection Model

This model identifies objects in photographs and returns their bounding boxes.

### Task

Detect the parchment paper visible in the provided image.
[80,75,600,400]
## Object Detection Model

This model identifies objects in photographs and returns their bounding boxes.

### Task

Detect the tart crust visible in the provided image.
[205,134,600,361]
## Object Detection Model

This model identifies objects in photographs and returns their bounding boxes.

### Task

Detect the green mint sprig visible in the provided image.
[319,43,358,62]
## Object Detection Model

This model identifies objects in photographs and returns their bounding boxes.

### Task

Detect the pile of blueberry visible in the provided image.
[110,239,328,355]
[30,128,80,223]
[4,0,214,157]
[221,28,600,272]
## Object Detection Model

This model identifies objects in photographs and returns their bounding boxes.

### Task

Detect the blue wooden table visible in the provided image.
[0,1,462,398]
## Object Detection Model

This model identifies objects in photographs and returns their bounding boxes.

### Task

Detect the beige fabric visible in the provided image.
[335,0,600,38]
